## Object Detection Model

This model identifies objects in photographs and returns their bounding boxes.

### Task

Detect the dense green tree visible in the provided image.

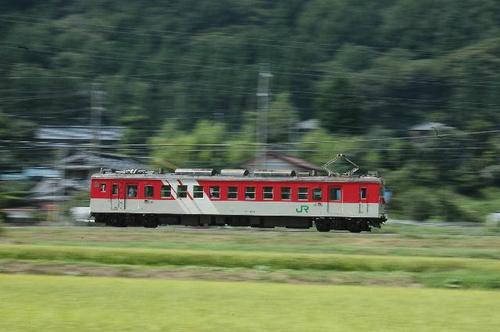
[267,93,299,143]
[0,111,37,170]
[0,0,499,221]
[316,75,364,133]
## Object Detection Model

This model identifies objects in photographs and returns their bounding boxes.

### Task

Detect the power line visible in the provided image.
[0,129,497,149]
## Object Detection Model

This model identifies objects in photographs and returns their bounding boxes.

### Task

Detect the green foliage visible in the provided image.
[150,120,254,168]
[267,93,299,143]
[1,0,498,131]
[0,0,499,222]
[0,112,37,170]
[390,187,438,221]
[0,216,4,236]
[381,0,499,53]
[0,182,32,209]
[389,187,483,222]
[316,75,364,133]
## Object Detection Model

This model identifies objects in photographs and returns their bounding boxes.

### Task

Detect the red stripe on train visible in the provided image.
[90,178,381,204]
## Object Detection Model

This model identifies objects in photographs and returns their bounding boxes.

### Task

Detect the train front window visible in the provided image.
[298,187,308,200]
[245,187,255,200]
[263,186,273,200]
[127,185,137,198]
[177,185,188,198]
[100,183,106,192]
[145,185,154,198]
[313,188,322,201]
[281,187,291,200]
[161,185,171,198]
[193,185,204,198]
[210,186,220,199]
[228,186,238,199]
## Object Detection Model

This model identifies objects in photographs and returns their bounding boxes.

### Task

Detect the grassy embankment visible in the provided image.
[1,274,499,332]
[1,225,499,289]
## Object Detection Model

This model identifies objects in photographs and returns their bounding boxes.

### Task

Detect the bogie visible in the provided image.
[93,213,381,232]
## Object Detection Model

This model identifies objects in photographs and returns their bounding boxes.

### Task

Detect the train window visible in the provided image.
[161,185,171,198]
[100,183,106,192]
[360,188,367,200]
[313,188,322,200]
[193,185,204,198]
[228,186,238,199]
[281,187,291,200]
[263,186,273,200]
[329,188,341,201]
[209,186,220,199]
[177,185,188,198]
[127,185,137,198]
[245,187,255,200]
[298,187,308,200]
[112,184,118,195]
[145,185,154,198]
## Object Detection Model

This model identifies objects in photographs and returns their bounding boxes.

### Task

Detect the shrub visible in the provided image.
[391,187,437,221]
[0,212,4,236]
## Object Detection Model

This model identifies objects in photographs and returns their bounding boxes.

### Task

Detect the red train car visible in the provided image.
[90,168,387,232]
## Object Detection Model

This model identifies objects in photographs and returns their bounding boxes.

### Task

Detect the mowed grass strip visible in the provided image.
[1,244,500,273]
[4,226,500,259]
[1,274,499,332]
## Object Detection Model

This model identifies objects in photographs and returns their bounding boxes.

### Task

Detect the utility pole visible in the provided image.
[256,66,272,167]
[90,81,104,153]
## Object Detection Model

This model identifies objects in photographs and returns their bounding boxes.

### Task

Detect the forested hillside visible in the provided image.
[0,0,499,221]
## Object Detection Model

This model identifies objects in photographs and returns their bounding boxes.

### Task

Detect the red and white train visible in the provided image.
[90,168,387,232]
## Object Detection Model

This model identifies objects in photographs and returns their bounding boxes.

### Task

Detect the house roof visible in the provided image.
[0,167,60,181]
[242,151,323,171]
[36,126,123,142]
[296,119,320,131]
[60,152,145,171]
[24,167,61,178]
[409,122,455,131]
[31,178,88,196]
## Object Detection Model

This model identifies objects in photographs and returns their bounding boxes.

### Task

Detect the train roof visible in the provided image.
[91,169,383,183]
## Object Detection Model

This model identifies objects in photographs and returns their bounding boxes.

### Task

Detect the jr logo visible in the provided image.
[296,205,309,213]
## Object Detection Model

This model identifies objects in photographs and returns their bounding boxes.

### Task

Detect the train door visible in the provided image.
[110,182,124,210]
[327,185,343,216]
[359,187,368,214]
[124,182,140,211]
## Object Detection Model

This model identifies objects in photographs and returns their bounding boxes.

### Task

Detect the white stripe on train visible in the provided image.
[90,198,382,219]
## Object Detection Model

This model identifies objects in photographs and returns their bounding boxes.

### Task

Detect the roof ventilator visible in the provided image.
[253,170,296,177]
[175,168,216,176]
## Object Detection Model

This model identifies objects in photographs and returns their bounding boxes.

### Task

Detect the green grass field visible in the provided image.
[1,225,500,289]
[1,225,499,331]
[1,274,499,332]
[4,225,500,258]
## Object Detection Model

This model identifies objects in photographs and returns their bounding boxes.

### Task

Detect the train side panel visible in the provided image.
[90,177,384,219]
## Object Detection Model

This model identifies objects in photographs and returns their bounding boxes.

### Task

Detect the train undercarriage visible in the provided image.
[92,213,386,233]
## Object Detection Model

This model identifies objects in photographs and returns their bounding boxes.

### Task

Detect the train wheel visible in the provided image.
[314,219,331,232]
[348,223,363,233]
[143,216,159,228]
[107,215,126,227]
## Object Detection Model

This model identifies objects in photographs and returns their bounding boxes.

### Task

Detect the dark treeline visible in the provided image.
[0,0,499,221]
